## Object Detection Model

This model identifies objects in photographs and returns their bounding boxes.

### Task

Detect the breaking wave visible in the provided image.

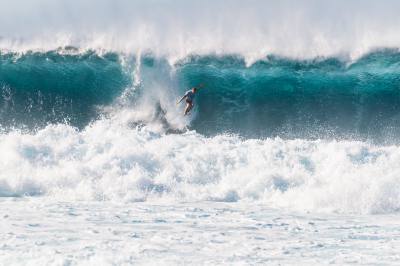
[2,50,400,142]
[2,0,400,214]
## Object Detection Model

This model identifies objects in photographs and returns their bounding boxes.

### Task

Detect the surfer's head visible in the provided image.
[192,87,197,93]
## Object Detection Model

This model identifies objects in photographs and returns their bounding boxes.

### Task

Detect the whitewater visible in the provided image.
[1,0,400,265]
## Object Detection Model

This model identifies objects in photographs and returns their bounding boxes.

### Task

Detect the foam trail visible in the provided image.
[1,119,400,214]
[2,0,400,62]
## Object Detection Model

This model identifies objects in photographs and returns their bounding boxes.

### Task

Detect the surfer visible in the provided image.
[177,87,198,116]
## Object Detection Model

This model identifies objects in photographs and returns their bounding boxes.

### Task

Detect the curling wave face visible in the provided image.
[0,50,129,129]
[2,50,400,142]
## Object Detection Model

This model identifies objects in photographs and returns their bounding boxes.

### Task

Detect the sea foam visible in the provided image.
[1,116,400,214]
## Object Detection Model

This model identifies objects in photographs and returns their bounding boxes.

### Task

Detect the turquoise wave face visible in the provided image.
[0,50,130,129]
[2,49,400,142]
[177,51,400,142]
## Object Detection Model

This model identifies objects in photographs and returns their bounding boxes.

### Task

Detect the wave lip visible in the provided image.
[2,1,400,62]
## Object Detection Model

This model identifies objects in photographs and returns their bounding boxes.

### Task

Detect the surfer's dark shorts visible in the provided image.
[186,99,193,104]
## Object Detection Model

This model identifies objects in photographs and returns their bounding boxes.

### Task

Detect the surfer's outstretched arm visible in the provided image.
[177,94,187,104]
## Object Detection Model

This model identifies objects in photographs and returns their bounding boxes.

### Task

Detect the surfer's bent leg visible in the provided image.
[184,100,194,115]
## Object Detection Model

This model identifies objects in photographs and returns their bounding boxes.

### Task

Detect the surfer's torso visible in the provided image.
[185,90,195,102]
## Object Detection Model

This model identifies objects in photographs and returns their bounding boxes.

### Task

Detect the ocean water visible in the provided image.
[1,0,400,265]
